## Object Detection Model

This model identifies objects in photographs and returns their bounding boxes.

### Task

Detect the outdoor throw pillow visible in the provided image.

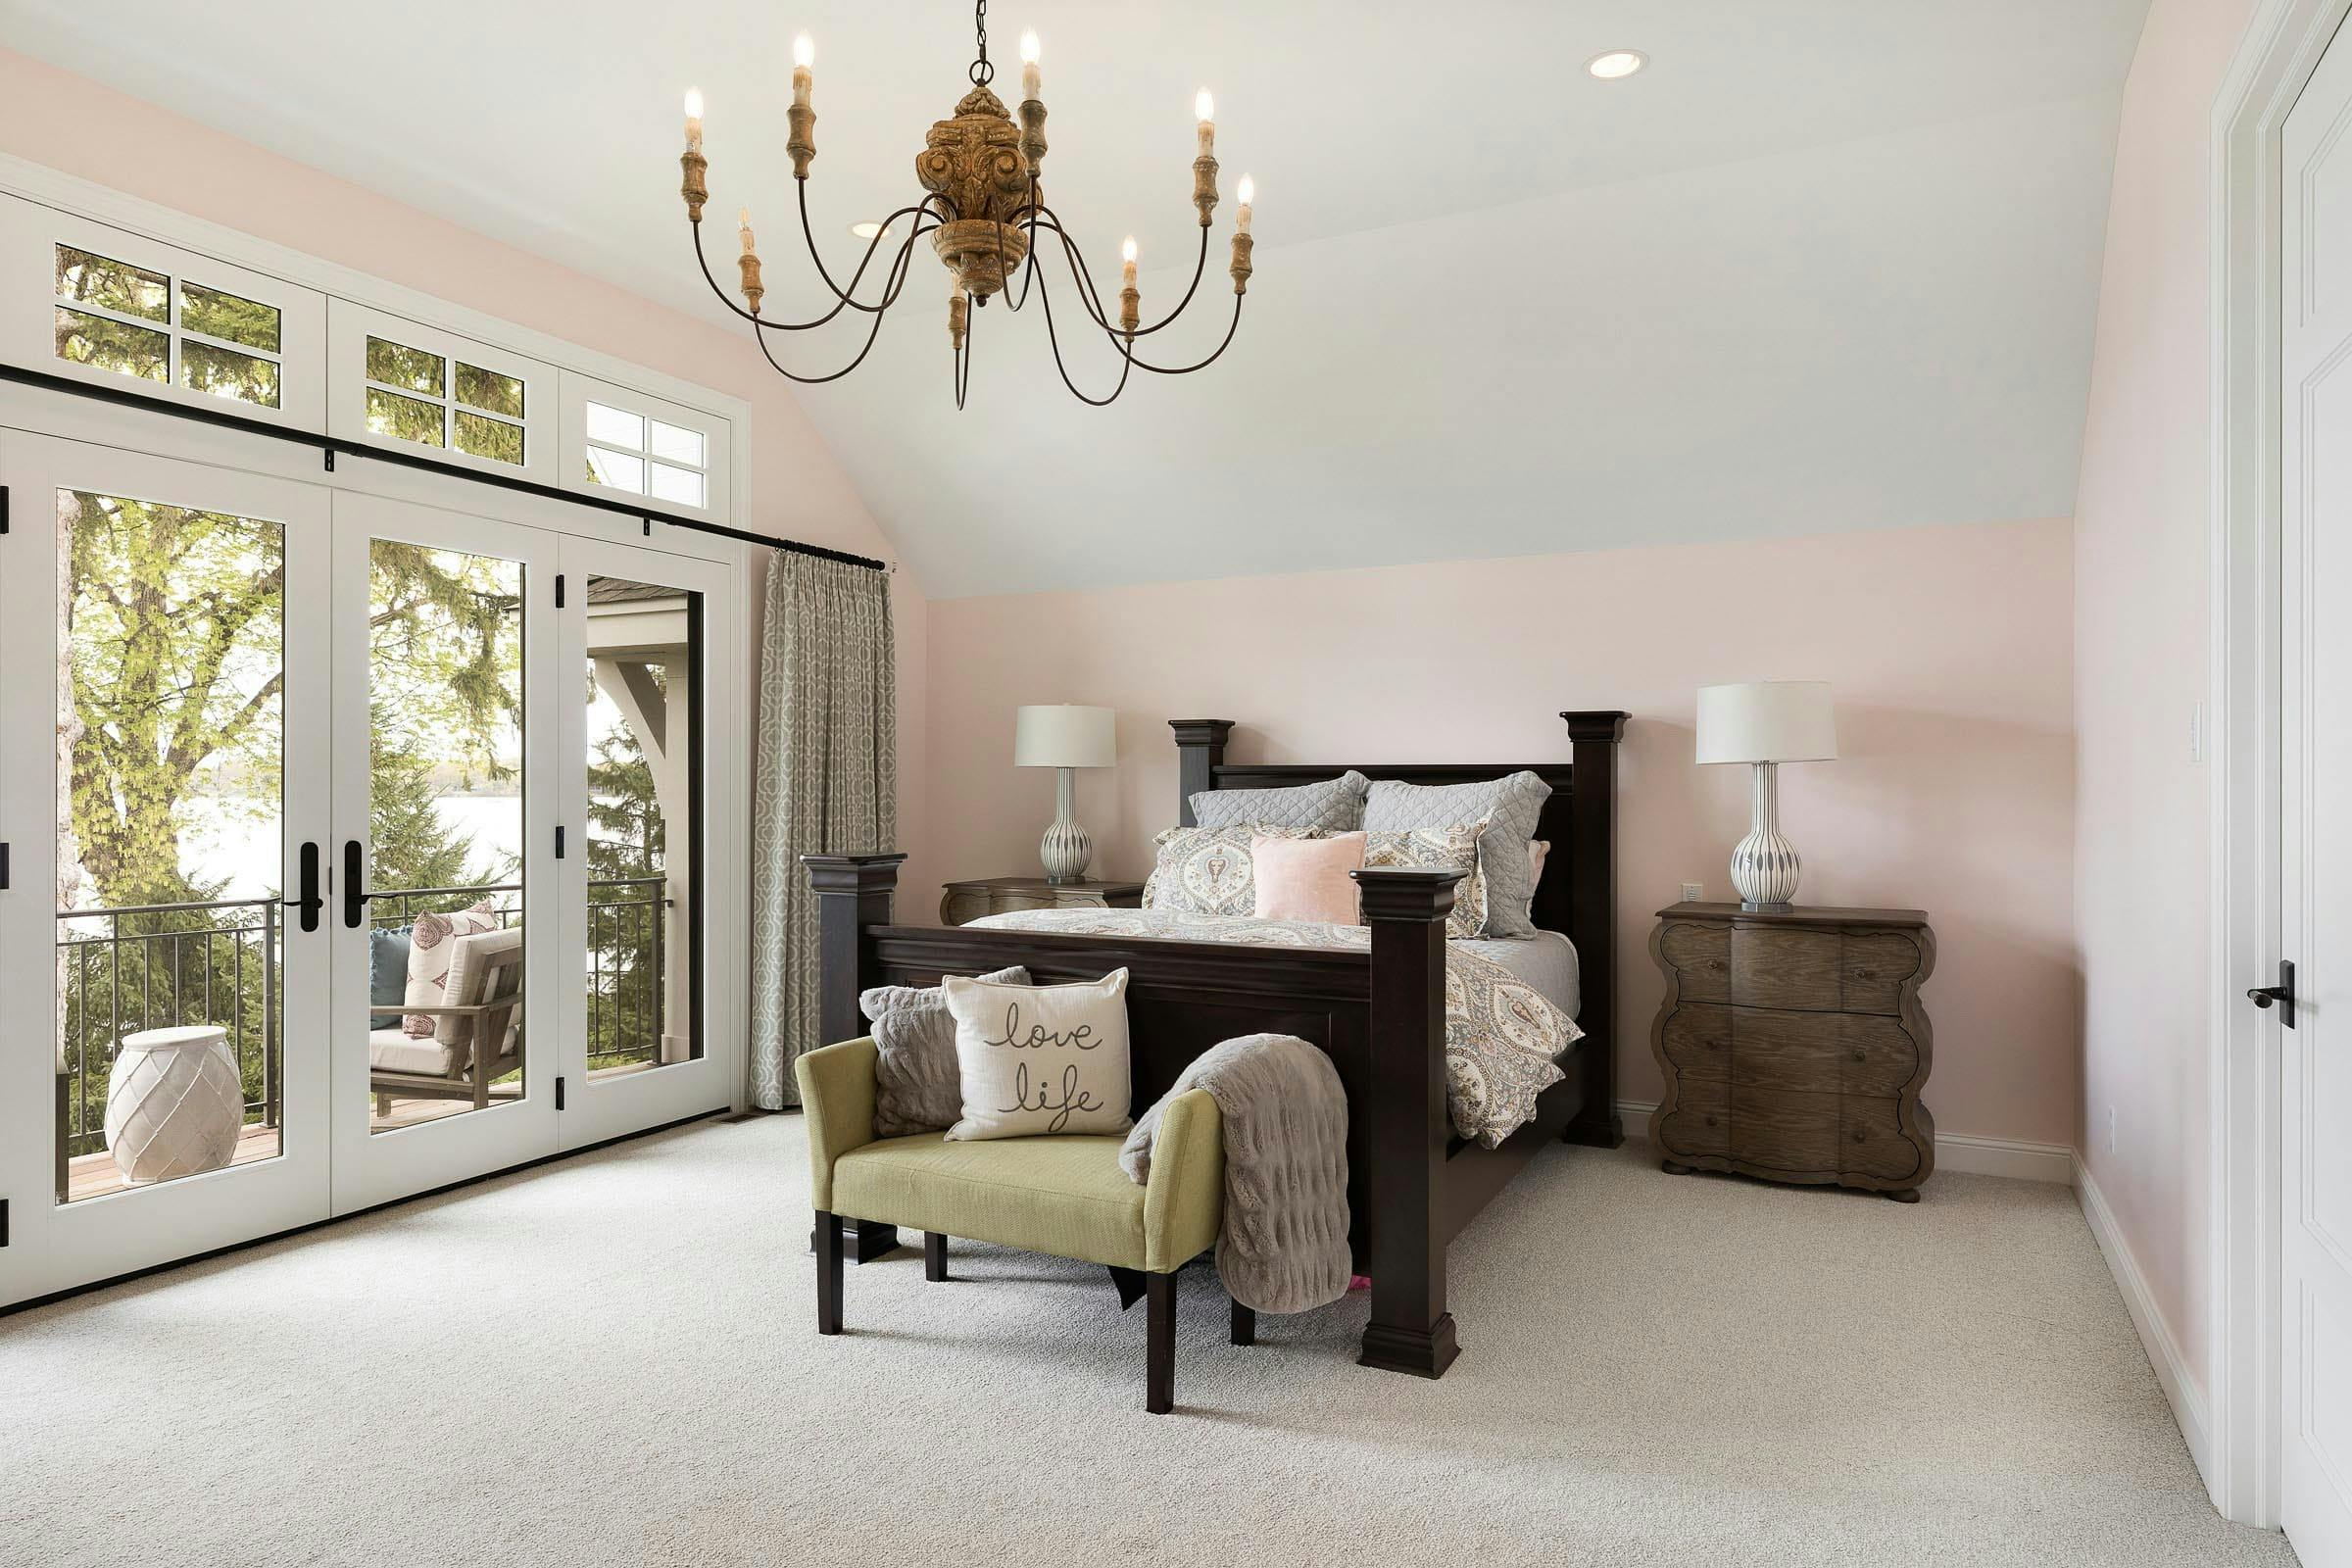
[401,901,503,1039]
[941,968,1133,1141]
[858,965,1032,1137]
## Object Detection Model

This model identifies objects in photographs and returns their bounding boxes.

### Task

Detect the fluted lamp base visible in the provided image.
[1730,760,1801,911]
[1040,764,1094,885]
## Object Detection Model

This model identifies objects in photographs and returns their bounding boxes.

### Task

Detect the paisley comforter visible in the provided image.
[964,907,1583,1149]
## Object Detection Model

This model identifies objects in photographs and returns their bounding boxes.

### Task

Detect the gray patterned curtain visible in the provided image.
[749,552,896,1108]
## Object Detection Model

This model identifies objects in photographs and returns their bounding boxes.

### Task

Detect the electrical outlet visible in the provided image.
[1680,882,1704,904]
[2108,1105,2117,1155]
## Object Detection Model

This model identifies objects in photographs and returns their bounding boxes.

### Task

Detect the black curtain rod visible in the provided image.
[0,360,888,572]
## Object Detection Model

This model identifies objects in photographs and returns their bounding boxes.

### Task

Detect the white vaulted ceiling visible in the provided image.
[2,0,2151,597]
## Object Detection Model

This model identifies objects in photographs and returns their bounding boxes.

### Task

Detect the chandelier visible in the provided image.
[674,0,1253,409]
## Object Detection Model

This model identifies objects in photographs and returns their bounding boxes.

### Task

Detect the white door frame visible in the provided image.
[2212,0,2352,1528]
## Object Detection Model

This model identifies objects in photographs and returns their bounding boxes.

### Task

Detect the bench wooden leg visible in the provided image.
[1230,1297,1255,1347]
[814,1209,844,1335]
[924,1231,949,1281]
[1147,1270,1176,1414]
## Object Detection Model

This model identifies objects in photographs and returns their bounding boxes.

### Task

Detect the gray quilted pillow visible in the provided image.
[1190,770,1369,833]
[860,965,1030,1136]
[1363,772,1550,938]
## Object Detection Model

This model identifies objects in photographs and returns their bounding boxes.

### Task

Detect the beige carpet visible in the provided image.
[0,1117,2298,1568]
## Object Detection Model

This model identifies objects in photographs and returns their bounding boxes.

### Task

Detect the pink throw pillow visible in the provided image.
[1252,831,1367,924]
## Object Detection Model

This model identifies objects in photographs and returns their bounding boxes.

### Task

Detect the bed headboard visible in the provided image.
[1171,712,1631,1146]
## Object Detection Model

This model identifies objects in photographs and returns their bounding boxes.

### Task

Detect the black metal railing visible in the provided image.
[55,875,672,1176]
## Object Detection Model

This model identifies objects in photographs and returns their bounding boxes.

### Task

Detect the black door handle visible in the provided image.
[283,841,322,932]
[342,839,368,929]
[2247,958,2295,1029]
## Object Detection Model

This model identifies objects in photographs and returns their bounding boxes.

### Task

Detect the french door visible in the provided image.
[326,492,562,1211]
[0,432,333,1302]
[2,442,737,1307]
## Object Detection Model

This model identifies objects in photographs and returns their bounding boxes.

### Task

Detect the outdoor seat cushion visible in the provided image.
[833,1132,1152,1271]
[368,1027,455,1077]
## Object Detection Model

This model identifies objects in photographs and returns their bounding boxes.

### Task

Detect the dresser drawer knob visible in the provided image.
[1853,968,1876,980]
[1705,1115,1719,1127]
[1852,1131,1866,1144]
[1851,1050,1867,1063]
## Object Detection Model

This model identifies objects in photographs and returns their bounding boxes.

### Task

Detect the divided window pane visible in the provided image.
[456,362,524,419]
[55,308,168,383]
[456,410,524,466]
[180,340,282,408]
[367,386,445,447]
[56,246,168,322]
[648,464,705,508]
[585,402,642,450]
[649,420,704,467]
[181,283,281,353]
[366,335,444,396]
[585,447,645,491]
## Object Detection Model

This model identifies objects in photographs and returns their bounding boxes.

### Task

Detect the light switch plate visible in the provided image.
[1680,882,1704,904]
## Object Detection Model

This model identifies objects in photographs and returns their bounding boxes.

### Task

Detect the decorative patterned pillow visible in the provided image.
[1527,840,1551,926]
[1364,772,1551,938]
[1363,822,1490,940]
[402,902,502,1039]
[858,965,1032,1137]
[942,968,1134,1140]
[1189,770,1370,833]
[1142,823,1323,917]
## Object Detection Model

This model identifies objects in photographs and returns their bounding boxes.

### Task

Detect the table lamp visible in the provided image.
[1014,704,1116,883]
[1695,681,1838,910]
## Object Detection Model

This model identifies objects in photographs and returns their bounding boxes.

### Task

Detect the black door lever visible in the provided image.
[2247,958,2295,1029]
[342,840,368,929]
[283,841,323,932]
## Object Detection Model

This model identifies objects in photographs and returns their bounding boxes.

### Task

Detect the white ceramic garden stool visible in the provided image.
[104,1025,245,1185]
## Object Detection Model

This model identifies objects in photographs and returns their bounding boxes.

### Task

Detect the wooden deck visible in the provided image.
[61,1062,658,1203]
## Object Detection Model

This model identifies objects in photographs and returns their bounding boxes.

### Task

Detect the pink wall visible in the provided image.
[0,47,933,896]
[2071,0,2259,1397]
[927,516,2079,1147]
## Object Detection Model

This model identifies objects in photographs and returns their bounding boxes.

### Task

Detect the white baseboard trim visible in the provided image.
[2073,1153,2215,1494]
[1611,1101,2074,1184]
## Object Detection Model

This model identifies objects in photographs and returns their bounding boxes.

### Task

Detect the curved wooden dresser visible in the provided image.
[1647,902,1936,1201]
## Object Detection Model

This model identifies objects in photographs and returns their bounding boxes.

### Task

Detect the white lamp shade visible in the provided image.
[1694,681,1838,764]
[1013,704,1116,768]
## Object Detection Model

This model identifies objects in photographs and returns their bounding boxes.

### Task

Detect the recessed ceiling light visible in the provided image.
[850,220,892,240]
[1586,49,1647,80]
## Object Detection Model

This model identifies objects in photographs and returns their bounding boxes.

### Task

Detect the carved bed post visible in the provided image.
[1351,865,1463,1380]
[1559,711,1630,1148]
[1169,718,1233,827]
[802,851,909,1263]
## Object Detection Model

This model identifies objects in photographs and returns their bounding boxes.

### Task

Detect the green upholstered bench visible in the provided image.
[795,1037,1250,1413]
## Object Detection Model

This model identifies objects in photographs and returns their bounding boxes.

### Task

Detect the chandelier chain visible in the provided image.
[969,0,993,86]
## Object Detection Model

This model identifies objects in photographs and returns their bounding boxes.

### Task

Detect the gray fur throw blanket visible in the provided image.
[1121,1033,1350,1314]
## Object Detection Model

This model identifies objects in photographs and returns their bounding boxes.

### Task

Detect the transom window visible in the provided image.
[364,334,526,466]
[53,244,284,410]
[584,401,708,508]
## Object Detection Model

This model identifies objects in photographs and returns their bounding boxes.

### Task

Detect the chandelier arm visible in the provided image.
[992,180,1044,313]
[793,184,956,313]
[690,212,932,332]
[1111,292,1244,374]
[1030,208,1210,339]
[953,289,975,410]
[1033,228,1136,407]
[750,224,921,383]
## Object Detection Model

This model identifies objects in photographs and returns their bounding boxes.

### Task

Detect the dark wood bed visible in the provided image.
[805,710,1628,1379]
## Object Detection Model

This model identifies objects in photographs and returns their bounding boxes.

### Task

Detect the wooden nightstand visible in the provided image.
[1647,902,1936,1201]
[938,875,1146,927]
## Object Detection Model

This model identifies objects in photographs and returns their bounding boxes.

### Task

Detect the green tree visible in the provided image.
[584,684,663,1067]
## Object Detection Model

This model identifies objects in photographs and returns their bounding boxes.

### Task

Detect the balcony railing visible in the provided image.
[54,876,671,1181]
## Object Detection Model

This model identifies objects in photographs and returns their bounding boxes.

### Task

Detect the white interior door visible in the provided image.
[553,535,740,1147]
[327,490,561,1213]
[0,432,332,1307]
[2278,24,2352,1562]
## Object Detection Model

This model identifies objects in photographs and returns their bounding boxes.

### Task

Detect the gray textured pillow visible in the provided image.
[860,965,1030,1136]
[1363,772,1550,938]
[1190,770,1369,833]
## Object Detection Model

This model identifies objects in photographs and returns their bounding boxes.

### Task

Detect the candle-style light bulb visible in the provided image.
[793,32,815,69]
[736,206,764,315]
[683,87,705,149]
[738,206,756,253]
[1020,28,1041,100]
[1191,89,1219,223]
[1236,174,1253,232]
[787,31,818,176]
[1195,88,1214,124]
[1119,236,1140,335]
